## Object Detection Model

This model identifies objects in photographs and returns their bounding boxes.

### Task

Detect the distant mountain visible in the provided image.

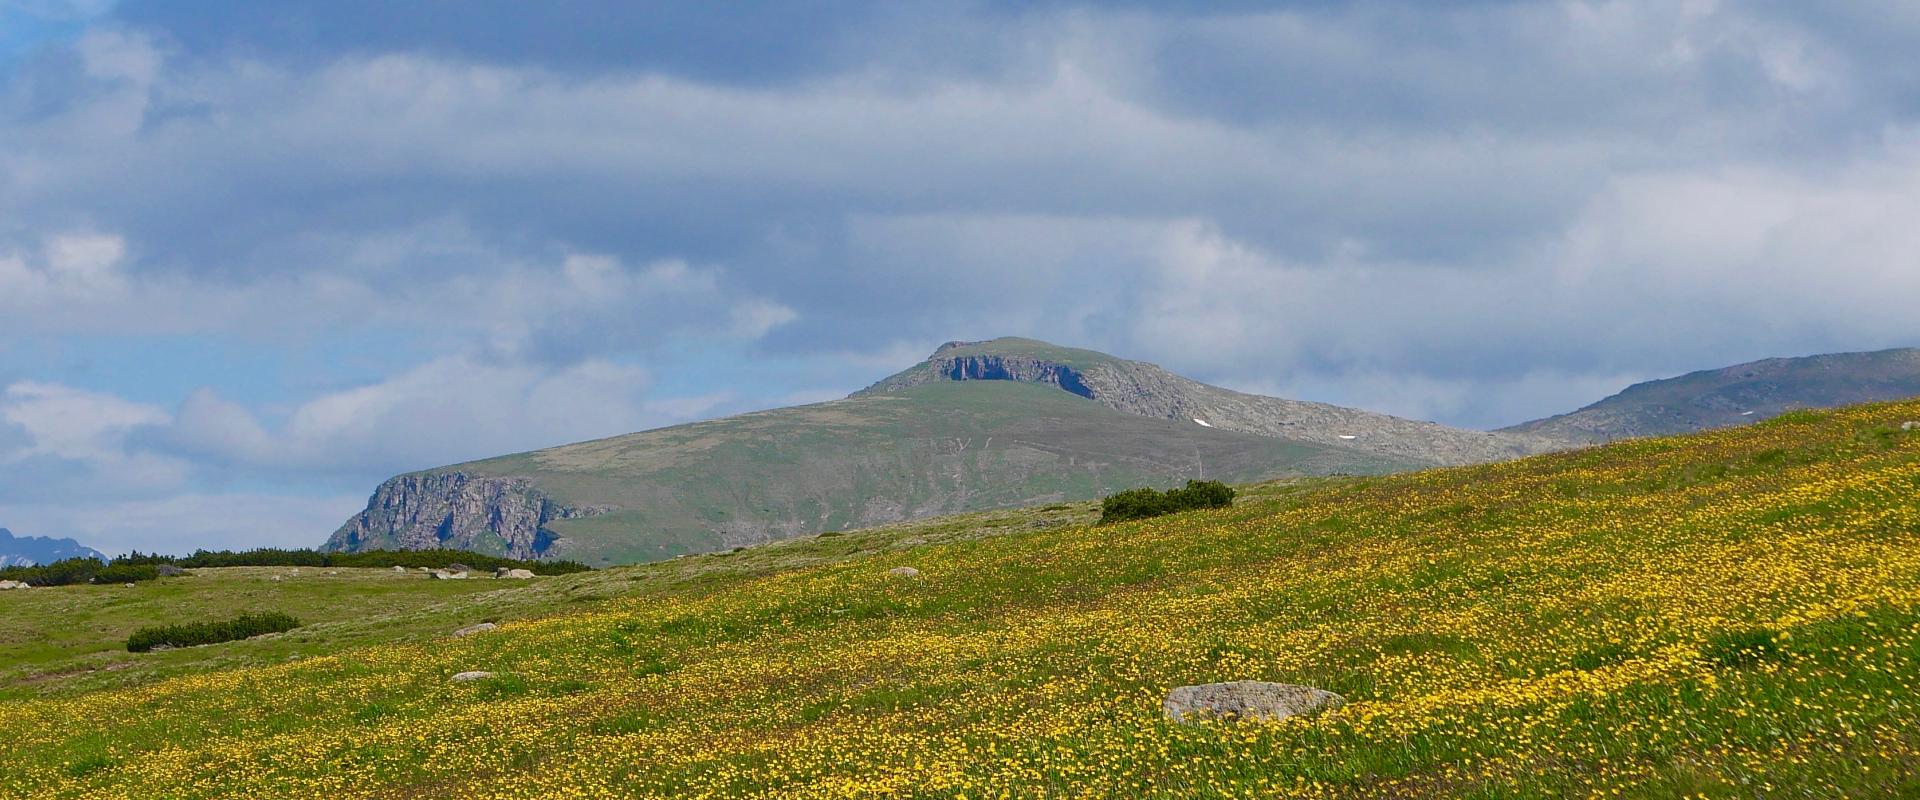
[328,337,1554,566]
[0,528,107,567]
[1504,347,1920,445]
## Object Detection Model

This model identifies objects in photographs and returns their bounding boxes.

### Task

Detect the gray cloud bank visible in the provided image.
[2,1,1918,551]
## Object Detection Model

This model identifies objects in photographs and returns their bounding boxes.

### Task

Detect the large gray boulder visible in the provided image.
[1163,681,1344,724]
[452,622,498,638]
[449,671,494,683]
[496,568,535,579]
[0,579,29,590]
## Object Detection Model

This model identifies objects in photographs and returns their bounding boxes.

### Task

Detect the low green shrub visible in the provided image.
[111,548,590,575]
[127,612,302,653]
[0,557,158,587]
[1098,480,1236,524]
[92,564,159,584]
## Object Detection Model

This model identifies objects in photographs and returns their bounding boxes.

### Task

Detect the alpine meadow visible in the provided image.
[6,401,1920,797]
[7,3,1920,798]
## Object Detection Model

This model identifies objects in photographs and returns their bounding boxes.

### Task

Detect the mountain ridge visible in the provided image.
[328,337,1517,564]
[0,528,107,568]
[857,337,1557,464]
[1505,347,1920,444]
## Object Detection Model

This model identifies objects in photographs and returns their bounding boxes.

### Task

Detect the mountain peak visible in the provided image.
[924,336,1125,366]
[0,527,107,567]
[854,336,1550,465]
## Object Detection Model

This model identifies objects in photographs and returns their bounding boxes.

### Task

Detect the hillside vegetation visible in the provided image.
[6,402,1920,797]
[332,379,1404,564]
[1504,346,1920,444]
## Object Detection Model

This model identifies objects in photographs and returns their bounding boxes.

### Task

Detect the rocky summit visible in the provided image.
[0,528,106,569]
[326,337,1552,566]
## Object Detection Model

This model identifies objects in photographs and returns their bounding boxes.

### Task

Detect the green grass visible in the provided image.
[6,402,1920,797]
[436,380,1405,565]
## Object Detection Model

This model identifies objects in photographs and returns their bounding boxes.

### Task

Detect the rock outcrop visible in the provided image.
[324,472,606,559]
[1162,681,1344,724]
[452,623,497,637]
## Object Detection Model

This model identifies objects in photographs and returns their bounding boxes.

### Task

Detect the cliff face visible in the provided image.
[324,472,604,559]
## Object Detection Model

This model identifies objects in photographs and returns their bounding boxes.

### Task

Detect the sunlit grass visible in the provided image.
[4,401,1920,798]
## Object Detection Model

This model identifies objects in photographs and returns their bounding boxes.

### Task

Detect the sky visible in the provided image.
[2,0,1918,555]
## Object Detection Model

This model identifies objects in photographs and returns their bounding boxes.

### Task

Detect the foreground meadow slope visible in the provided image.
[8,403,1920,798]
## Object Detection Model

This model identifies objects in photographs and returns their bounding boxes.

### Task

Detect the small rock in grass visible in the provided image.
[452,623,498,638]
[888,566,921,578]
[496,568,535,580]
[1163,681,1344,724]
[449,671,494,683]
[1903,421,1918,432]
[269,576,283,582]
[393,566,407,573]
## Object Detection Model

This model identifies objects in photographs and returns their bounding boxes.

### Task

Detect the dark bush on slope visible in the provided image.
[126,612,302,653]
[1098,480,1236,524]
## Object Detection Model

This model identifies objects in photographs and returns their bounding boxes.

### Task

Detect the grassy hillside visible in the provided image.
[0,566,534,701]
[8,401,1920,797]
[0,501,1119,701]
[1505,346,1920,444]
[389,380,1406,564]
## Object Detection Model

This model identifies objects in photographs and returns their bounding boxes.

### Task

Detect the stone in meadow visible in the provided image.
[1162,681,1344,724]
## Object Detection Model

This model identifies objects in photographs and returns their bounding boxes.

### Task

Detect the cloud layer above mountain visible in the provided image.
[3,0,1918,551]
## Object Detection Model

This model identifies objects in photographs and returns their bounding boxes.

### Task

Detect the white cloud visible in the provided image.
[75,29,163,86]
[0,233,129,303]
[0,231,795,364]
[0,381,188,497]
[153,354,732,476]
[4,1,1920,554]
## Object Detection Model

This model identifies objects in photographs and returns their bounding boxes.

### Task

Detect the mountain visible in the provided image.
[857,338,1555,465]
[20,398,1920,796]
[328,337,1550,565]
[0,528,106,568]
[1504,347,1920,445]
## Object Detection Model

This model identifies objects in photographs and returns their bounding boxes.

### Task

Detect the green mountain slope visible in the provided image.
[9,400,1920,797]
[329,379,1410,565]
[331,337,1552,565]
[1505,346,1920,444]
